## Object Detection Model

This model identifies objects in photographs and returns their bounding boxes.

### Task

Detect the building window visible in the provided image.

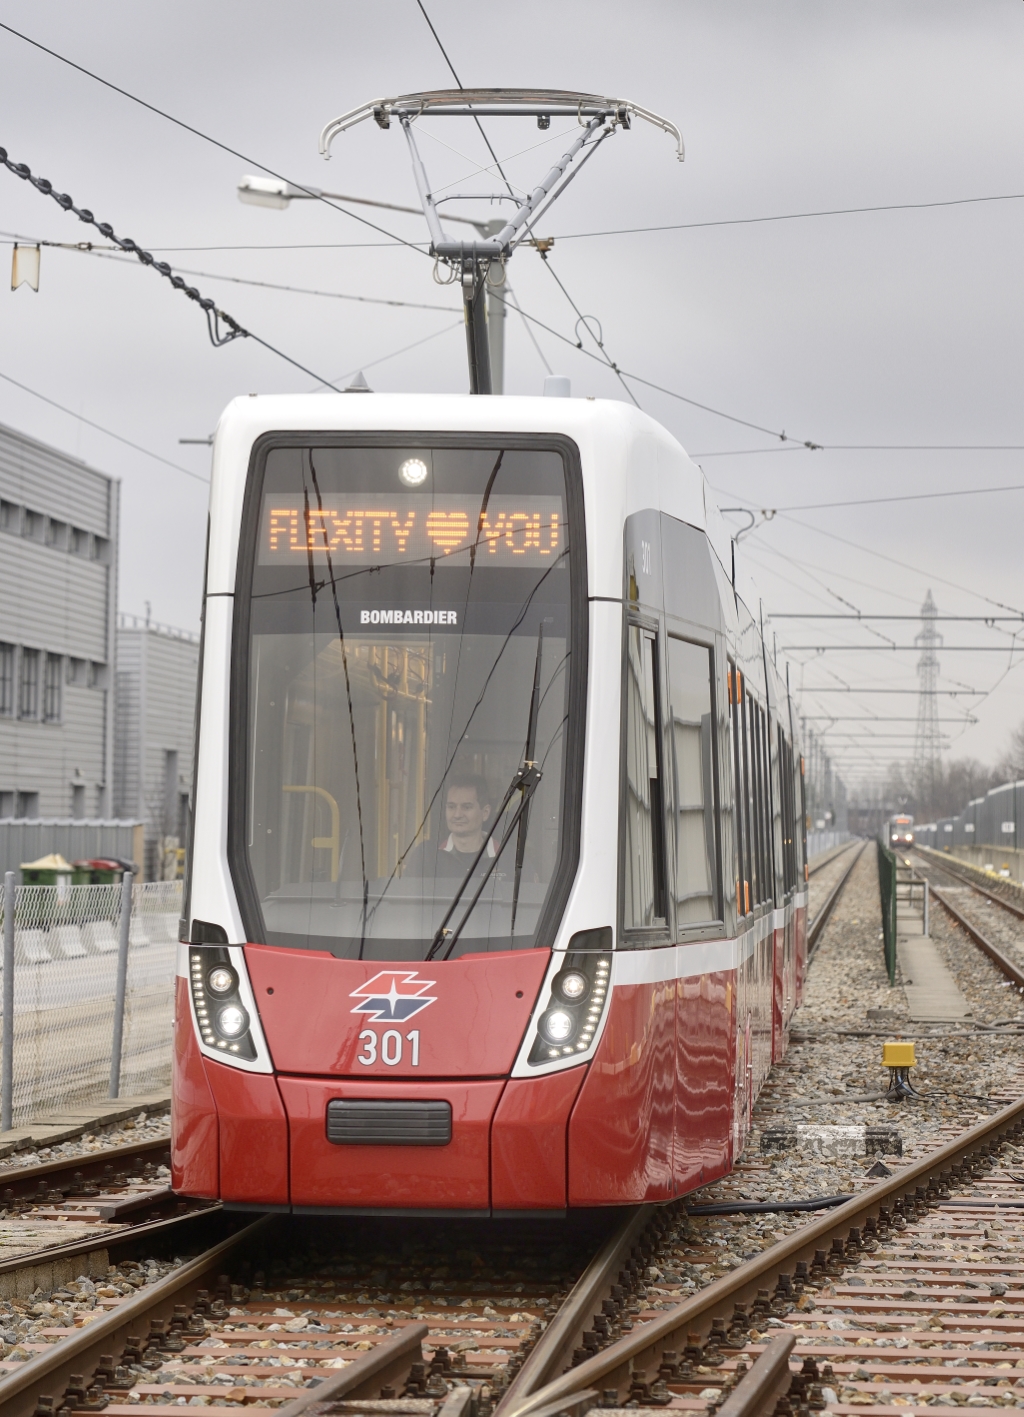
[0,502,18,533]
[23,511,44,542]
[0,644,13,716]
[70,528,89,557]
[0,792,12,818]
[66,657,85,686]
[43,654,62,722]
[71,783,86,819]
[46,519,67,550]
[19,649,39,719]
[16,792,39,819]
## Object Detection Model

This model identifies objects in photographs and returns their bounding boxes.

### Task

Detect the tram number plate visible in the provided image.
[356,1028,421,1067]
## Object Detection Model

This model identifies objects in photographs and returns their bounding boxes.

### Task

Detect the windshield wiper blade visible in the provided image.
[425,761,542,962]
[510,623,544,938]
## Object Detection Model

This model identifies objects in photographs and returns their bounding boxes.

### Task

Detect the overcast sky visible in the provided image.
[0,0,1022,789]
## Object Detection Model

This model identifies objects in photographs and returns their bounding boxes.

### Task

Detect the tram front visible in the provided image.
[174,409,595,1212]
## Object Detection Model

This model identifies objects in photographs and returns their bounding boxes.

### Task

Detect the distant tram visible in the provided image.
[887,815,915,847]
[172,394,807,1215]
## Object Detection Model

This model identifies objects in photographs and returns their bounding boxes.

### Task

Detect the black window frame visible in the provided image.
[619,614,670,944]
[227,430,589,956]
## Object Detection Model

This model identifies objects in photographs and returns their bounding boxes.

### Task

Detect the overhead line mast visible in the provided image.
[318,89,684,394]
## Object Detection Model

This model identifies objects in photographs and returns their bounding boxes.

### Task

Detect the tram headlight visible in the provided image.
[540,1008,575,1043]
[216,1004,249,1038]
[188,946,258,1062]
[556,970,589,1002]
[527,932,613,1068]
[207,965,237,995]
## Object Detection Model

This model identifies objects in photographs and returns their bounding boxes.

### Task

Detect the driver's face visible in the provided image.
[445,786,490,840]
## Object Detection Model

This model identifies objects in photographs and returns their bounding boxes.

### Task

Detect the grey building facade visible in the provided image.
[0,422,118,820]
[113,615,199,879]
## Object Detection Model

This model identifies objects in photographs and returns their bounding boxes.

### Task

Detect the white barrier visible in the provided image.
[0,879,180,1128]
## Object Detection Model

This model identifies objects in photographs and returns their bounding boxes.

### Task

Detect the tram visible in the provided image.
[171,394,807,1214]
[886,815,915,847]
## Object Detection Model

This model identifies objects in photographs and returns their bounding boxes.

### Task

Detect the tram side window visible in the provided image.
[666,637,720,926]
[623,624,668,931]
[728,664,749,918]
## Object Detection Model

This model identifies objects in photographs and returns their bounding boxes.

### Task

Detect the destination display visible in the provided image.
[258,493,564,567]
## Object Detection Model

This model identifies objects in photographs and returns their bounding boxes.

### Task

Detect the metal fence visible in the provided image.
[0,878,179,1128]
[877,839,897,985]
[806,829,851,861]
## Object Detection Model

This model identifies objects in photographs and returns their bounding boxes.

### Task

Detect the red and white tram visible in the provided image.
[172,394,807,1215]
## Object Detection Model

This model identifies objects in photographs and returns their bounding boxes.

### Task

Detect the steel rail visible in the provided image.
[501,1090,1024,1417]
[927,884,1024,989]
[0,1214,272,1417]
[915,847,1024,920]
[494,1206,654,1417]
[806,839,858,878]
[716,1332,795,1417]
[806,839,866,959]
[0,1134,170,1194]
[0,1201,226,1295]
[274,1323,432,1417]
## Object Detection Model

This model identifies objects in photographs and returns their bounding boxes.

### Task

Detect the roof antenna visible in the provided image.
[344,370,372,393]
[319,90,683,396]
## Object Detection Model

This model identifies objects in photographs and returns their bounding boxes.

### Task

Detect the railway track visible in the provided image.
[910,850,1024,993]
[0,1133,220,1299]
[7,1096,1024,1417]
[807,840,860,879]
[807,839,867,961]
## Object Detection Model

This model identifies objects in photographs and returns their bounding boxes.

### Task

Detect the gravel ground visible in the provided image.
[0,1109,170,1173]
[638,841,1024,1309]
[0,1255,184,1363]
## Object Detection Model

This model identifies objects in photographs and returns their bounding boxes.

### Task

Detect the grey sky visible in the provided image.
[0,0,1021,785]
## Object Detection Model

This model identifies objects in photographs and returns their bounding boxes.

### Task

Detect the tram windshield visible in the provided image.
[238,441,577,959]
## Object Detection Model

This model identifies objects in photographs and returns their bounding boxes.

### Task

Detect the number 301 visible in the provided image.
[357,1029,420,1067]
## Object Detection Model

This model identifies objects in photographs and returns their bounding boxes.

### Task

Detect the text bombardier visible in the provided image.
[359,609,458,625]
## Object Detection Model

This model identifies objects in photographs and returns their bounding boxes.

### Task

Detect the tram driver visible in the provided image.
[406,773,499,879]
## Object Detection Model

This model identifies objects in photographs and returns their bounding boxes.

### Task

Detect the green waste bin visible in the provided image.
[20,853,74,887]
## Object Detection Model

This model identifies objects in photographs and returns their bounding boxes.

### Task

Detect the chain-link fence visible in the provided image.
[0,880,179,1127]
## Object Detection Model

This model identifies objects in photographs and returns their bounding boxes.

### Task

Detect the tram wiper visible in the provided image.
[510,622,544,938]
[425,760,543,962]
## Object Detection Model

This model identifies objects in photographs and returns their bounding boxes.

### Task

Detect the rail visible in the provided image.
[501,1090,1024,1417]
[806,838,865,960]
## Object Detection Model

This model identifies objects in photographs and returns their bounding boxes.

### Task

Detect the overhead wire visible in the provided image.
[0,20,428,257]
[552,190,1024,241]
[0,145,344,390]
[412,0,518,202]
[0,368,208,484]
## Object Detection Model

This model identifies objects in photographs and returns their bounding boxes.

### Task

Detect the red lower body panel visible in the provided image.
[491,1066,585,1210]
[205,1060,289,1206]
[171,978,219,1198]
[277,1077,505,1210]
[569,979,675,1205]
[676,970,733,1192]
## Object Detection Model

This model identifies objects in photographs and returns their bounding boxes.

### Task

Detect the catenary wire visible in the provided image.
[0,368,208,484]
[23,242,463,312]
[0,145,345,390]
[413,0,518,202]
[0,20,428,257]
[552,190,1024,241]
